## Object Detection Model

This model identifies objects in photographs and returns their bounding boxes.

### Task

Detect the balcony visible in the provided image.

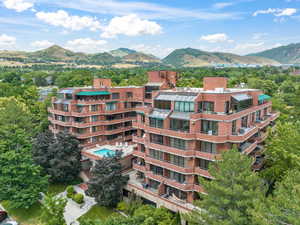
[257,132,268,143]
[145,156,194,174]
[147,142,195,157]
[132,163,147,172]
[194,167,213,179]
[194,151,221,161]
[239,141,258,155]
[256,112,280,129]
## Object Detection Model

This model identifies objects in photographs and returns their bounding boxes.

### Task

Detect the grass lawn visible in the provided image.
[1,201,43,225]
[78,205,115,222]
[47,183,68,195]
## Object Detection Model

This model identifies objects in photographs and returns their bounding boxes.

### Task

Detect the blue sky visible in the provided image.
[0,0,300,57]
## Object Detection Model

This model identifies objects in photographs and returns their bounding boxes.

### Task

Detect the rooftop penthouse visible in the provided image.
[48,71,279,215]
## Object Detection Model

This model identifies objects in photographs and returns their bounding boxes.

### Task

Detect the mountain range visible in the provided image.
[0,43,300,68]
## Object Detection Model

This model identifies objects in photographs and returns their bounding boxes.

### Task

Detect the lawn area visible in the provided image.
[1,201,43,225]
[47,183,68,195]
[78,205,114,222]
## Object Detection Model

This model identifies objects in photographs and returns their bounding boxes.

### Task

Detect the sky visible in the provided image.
[0,0,300,58]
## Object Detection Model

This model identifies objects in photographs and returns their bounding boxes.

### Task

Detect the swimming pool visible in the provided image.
[93,148,116,157]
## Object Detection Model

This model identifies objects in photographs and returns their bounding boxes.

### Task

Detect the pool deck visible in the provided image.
[82,144,136,160]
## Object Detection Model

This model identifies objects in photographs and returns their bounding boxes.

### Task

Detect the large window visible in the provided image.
[149,118,163,128]
[91,104,98,112]
[201,142,217,154]
[198,158,210,170]
[154,100,171,110]
[150,164,163,176]
[91,115,98,122]
[198,101,214,113]
[170,119,190,132]
[150,134,164,145]
[149,149,164,161]
[256,110,261,121]
[232,120,237,134]
[169,154,185,167]
[112,93,120,99]
[170,171,186,183]
[201,120,218,135]
[62,104,69,112]
[241,116,248,128]
[106,102,116,111]
[169,137,186,150]
[174,101,195,112]
[231,96,253,112]
[126,92,133,98]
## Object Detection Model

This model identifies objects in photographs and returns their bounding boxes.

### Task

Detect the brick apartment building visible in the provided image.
[48,71,279,215]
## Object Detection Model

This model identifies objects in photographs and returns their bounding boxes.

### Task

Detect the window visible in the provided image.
[126,92,133,98]
[201,142,217,154]
[170,119,190,132]
[149,118,163,128]
[154,100,171,110]
[231,96,253,112]
[169,137,186,150]
[149,149,164,161]
[91,115,98,122]
[106,102,116,111]
[91,104,98,112]
[241,116,248,128]
[201,120,218,135]
[225,101,230,114]
[112,93,120,99]
[62,104,69,112]
[174,101,195,112]
[150,165,163,176]
[170,171,186,183]
[256,110,261,121]
[232,120,237,134]
[92,126,97,132]
[150,134,164,145]
[198,101,214,113]
[169,154,185,167]
[198,158,210,170]
[251,112,255,123]
[91,136,98,143]
[149,179,160,190]
[77,105,83,112]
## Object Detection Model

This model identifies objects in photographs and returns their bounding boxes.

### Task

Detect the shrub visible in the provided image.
[117,201,128,212]
[73,193,84,204]
[66,185,75,194]
[67,191,74,199]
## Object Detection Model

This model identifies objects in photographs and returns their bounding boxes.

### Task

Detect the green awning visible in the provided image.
[258,94,271,101]
[76,91,110,96]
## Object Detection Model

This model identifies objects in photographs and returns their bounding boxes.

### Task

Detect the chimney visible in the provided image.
[93,78,112,88]
[203,77,228,91]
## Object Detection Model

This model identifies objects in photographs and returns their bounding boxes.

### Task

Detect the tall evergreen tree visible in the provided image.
[262,122,300,183]
[86,151,129,207]
[186,149,266,225]
[251,169,300,225]
[32,131,81,183]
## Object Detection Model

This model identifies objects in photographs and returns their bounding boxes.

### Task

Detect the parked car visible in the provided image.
[0,211,8,223]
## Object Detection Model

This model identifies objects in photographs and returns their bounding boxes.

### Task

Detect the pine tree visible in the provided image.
[186,148,266,225]
[251,169,300,225]
[86,151,129,207]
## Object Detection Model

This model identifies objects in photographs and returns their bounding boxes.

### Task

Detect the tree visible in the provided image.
[32,131,81,183]
[0,150,48,208]
[86,151,129,207]
[40,194,67,225]
[251,169,300,225]
[186,148,266,225]
[262,122,300,183]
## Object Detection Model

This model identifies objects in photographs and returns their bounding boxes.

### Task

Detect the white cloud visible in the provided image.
[3,0,33,12]
[44,0,239,21]
[213,2,234,9]
[36,10,102,31]
[0,34,16,49]
[31,40,54,49]
[130,44,174,58]
[253,8,297,17]
[65,38,107,53]
[101,14,162,38]
[200,33,232,43]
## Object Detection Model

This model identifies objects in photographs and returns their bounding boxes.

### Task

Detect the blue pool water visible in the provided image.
[93,148,116,157]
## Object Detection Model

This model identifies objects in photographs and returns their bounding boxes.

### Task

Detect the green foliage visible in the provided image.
[32,130,82,183]
[262,122,300,182]
[73,193,84,204]
[66,185,75,194]
[0,150,48,209]
[186,148,266,225]
[86,151,129,207]
[251,169,300,225]
[40,194,67,225]
[116,201,128,212]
